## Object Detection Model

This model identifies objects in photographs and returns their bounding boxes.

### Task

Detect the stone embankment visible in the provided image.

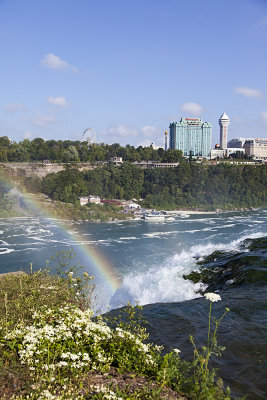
[0,162,95,178]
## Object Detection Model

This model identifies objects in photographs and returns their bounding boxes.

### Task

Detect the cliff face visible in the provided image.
[0,162,95,178]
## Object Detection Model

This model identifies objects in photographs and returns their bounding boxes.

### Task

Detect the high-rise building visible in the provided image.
[169,117,211,157]
[219,112,230,150]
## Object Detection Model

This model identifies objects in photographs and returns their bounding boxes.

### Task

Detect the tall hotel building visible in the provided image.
[169,118,212,157]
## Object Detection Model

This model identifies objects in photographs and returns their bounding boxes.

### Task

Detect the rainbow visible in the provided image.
[0,170,121,294]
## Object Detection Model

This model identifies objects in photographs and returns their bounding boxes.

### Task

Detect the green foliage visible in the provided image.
[162,149,183,163]
[40,162,267,211]
[141,163,267,210]
[185,296,230,400]
[0,178,18,216]
[0,192,17,216]
[104,303,150,346]
[50,249,95,310]
[62,145,80,163]
[41,169,87,203]
[23,176,42,193]
[0,137,177,163]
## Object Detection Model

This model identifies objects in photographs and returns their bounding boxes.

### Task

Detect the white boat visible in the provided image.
[142,212,165,222]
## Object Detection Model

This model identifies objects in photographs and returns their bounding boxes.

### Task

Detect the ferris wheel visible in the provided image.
[81,128,96,145]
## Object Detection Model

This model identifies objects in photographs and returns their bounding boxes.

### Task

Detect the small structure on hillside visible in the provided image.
[110,157,123,165]
[128,203,141,209]
[89,195,101,204]
[132,160,179,168]
[79,196,89,206]
[79,195,101,206]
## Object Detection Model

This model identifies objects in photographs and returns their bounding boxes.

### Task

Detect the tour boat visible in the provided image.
[142,212,165,222]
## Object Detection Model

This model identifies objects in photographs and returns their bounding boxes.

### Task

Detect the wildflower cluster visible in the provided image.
[11,386,123,400]
[204,292,221,302]
[4,304,160,381]
[91,385,123,400]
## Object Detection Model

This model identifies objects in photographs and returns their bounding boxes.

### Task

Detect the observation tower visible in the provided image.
[219,112,230,150]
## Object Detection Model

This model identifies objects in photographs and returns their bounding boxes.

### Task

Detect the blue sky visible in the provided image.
[0,0,267,147]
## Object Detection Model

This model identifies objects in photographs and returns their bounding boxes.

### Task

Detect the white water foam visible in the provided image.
[28,236,58,243]
[79,240,111,247]
[119,237,139,240]
[189,231,266,257]
[0,248,15,255]
[110,249,205,308]
[111,231,266,308]
[19,247,41,252]
[183,229,204,233]
[143,232,176,238]
[7,234,27,237]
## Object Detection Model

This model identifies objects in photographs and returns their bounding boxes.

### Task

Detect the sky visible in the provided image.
[0,0,267,147]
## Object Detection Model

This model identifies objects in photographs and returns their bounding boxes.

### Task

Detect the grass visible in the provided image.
[0,255,235,400]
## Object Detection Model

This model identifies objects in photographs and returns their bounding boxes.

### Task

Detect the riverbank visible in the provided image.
[1,190,261,223]
[0,192,135,222]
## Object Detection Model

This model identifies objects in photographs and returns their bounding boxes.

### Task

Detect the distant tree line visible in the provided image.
[22,162,267,210]
[0,136,182,163]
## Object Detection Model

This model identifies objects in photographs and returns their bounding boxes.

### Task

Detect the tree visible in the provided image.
[0,136,11,147]
[189,150,193,163]
[163,149,182,162]
[0,149,8,162]
[62,146,80,162]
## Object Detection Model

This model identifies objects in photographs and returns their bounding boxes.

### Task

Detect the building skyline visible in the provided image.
[169,117,212,157]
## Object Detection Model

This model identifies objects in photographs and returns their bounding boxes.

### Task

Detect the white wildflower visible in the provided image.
[39,285,56,290]
[204,292,221,302]
[91,385,123,400]
[57,361,68,367]
[173,348,181,354]
[82,353,90,361]
[37,389,57,399]
[145,354,156,365]
[139,343,149,352]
